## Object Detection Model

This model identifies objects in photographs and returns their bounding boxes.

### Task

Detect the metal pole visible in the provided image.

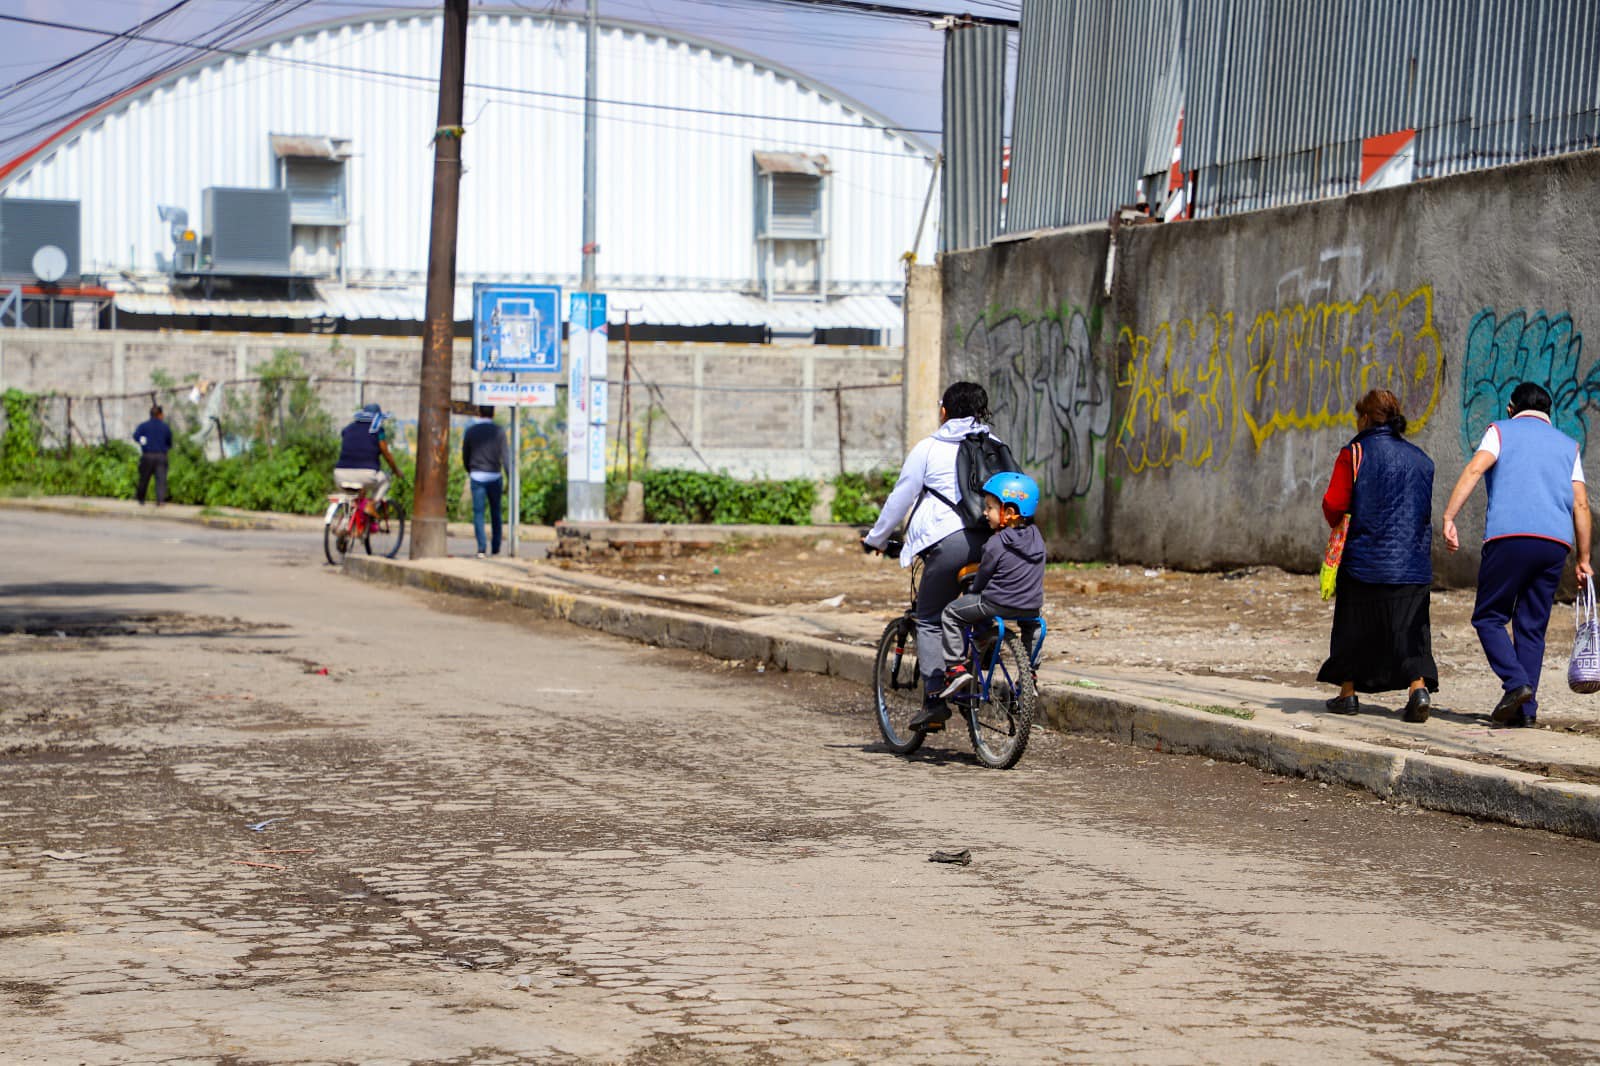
[622,309,633,481]
[564,0,606,524]
[411,0,469,559]
[582,0,598,296]
[509,380,521,557]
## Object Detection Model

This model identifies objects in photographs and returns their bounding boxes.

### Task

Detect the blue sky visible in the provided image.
[0,0,1015,160]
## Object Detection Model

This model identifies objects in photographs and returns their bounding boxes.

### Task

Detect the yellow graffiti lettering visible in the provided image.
[1241,284,1442,448]
[1114,311,1235,473]
[1117,284,1443,474]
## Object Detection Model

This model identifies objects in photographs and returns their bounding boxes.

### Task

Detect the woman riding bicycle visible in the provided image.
[862,381,1002,729]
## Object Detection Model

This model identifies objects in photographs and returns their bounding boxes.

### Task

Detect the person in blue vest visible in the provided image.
[1443,381,1594,727]
[333,403,404,508]
[1317,389,1438,721]
[132,404,174,506]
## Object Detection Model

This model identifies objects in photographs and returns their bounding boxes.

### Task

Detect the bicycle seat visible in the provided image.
[957,561,980,591]
[335,479,368,492]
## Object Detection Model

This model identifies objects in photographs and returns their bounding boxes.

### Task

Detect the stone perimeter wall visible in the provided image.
[944,149,1600,585]
[0,333,904,481]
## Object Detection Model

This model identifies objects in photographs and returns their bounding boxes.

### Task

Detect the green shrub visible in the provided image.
[520,455,567,525]
[1,388,41,481]
[831,469,896,525]
[640,468,815,525]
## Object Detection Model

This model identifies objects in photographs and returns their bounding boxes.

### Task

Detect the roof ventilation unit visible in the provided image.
[201,187,292,275]
[0,198,81,284]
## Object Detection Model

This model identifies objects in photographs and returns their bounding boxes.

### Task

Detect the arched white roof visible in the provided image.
[2,8,939,292]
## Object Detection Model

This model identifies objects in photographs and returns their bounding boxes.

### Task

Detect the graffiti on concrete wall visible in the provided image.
[957,305,1111,501]
[1113,310,1237,473]
[1460,308,1593,457]
[1115,282,1444,473]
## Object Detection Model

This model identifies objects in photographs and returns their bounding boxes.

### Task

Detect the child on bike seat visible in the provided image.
[930,472,1046,708]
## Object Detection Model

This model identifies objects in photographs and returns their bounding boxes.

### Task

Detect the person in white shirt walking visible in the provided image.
[1442,382,1593,727]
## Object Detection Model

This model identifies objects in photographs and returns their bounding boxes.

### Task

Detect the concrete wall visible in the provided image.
[944,149,1600,584]
[0,331,903,481]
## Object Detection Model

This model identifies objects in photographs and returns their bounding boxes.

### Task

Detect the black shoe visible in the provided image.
[1402,688,1431,723]
[1325,694,1359,714]
[1490,685,1533,725]
[909,698,950,732]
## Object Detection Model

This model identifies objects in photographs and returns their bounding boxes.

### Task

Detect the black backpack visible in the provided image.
[922,430,1021,532]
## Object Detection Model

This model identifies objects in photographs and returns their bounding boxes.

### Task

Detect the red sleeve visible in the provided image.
[1322,448,1354,527]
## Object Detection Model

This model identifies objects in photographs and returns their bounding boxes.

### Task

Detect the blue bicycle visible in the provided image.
[872,549,1044,769]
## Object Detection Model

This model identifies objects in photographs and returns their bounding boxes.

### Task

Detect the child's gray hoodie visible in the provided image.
[971,524,1046,612]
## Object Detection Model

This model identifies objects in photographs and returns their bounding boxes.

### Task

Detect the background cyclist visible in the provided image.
[861,381,1002,728]
[334,402,404,508]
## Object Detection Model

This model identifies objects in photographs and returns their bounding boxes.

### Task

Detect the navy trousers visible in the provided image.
[1472,536,1570,717]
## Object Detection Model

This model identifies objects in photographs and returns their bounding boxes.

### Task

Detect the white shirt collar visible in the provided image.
[1512,410,1553,423]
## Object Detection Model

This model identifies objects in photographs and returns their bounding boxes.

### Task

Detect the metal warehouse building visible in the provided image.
[0,7,939,340]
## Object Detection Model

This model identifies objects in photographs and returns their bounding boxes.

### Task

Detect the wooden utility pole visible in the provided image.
[411,0,469,558]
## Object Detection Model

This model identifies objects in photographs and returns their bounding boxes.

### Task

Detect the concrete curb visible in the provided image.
[344,555,1600,842]
[0,495,549,541]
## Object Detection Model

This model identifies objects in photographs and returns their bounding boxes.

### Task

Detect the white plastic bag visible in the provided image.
[1568,576,1600,694]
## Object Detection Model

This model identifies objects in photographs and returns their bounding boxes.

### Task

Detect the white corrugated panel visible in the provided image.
[111,283,902,330]
[3,12,938,293]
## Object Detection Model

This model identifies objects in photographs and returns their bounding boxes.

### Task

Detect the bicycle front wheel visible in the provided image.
[873,615,927,755]
[967,631,1035,769]
[324,500,355,566]
[364,499,407,558]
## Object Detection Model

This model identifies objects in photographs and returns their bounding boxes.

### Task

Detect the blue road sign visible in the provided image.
[473,284,561,373]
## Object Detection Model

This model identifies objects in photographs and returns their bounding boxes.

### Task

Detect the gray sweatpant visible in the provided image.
[941,593,1039,666]
[913,528,988,684]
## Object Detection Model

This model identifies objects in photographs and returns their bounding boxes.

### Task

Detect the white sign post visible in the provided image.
[566,293,609,521]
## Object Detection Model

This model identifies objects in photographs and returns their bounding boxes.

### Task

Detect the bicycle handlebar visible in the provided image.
[858,529,904,559]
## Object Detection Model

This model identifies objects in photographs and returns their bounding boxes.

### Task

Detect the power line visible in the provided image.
[0,10,943,145]
[0,1,320,139]
[0,0,194,102]
[759,0,1017,26]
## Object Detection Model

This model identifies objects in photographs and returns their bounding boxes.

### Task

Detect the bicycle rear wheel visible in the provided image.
[873,615,927,755]
[364,499,406,558]
[324,500,355,566]
[967,631,1035,769]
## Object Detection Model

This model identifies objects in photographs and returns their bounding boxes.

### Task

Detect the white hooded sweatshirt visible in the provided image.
[864,416,996,566]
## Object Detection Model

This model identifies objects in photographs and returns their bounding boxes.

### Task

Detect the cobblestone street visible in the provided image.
[5,511,1600,1064]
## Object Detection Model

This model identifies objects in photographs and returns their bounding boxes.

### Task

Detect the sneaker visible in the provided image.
[909,698,950,732]
[476,551,486,559]
[938,665,974,698]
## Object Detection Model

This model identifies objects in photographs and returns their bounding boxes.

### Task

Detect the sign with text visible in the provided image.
[473,283,561,373]
[566,292,609,484]
[473,381,556,407]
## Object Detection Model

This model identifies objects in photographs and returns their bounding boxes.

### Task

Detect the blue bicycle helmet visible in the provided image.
[981,471,1039,518]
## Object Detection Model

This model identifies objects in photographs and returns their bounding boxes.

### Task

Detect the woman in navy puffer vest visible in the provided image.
[1317,389,1439,722]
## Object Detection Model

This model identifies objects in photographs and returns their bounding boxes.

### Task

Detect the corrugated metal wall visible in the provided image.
[941,23,1007,251]
[0,11,938,293]
[1006,0,1600,231]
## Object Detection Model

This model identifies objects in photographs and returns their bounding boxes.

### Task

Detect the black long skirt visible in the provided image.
[1316,573,1439,694]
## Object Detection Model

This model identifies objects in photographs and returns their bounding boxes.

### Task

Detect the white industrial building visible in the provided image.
[0,7,939,340]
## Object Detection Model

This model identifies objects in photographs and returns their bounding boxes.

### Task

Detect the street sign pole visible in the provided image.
[509,373,521,557]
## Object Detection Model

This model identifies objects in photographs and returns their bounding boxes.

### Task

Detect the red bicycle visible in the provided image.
[323,480,406,565]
